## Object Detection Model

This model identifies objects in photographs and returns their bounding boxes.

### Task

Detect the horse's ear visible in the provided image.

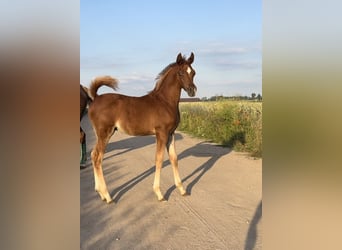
[188,52,194,64]
[176,53,183,64]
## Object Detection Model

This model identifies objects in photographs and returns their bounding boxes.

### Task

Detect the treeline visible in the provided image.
[201,93,262,102]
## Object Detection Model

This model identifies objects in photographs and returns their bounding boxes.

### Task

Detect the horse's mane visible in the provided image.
[150,55,187,93]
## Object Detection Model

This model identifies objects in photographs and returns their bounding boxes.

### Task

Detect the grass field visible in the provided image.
[178,101,262,157]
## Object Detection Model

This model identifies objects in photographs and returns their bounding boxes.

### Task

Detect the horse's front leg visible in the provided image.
[167,133,187,196]
[153,133,167,201]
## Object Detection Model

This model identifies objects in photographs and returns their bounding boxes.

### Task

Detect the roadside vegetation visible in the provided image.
[178,100,262,157]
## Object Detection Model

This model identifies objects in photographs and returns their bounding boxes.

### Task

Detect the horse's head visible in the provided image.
[176,52,197,97]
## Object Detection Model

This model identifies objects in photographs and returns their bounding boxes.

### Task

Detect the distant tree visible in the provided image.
[251,93,256,100]
[257,94,262,101]
[217,95,224,101]
[209,96,216,101]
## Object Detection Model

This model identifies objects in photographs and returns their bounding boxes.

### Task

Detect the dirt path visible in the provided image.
[81,114,262,250]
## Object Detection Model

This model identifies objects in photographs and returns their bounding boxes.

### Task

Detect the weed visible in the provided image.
[178,101,262,157]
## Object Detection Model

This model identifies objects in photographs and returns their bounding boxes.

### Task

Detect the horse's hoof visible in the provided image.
[182,192,190,197]
[158,197,167,202]
[106,198,114,204]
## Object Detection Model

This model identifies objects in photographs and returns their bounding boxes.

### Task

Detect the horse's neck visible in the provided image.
[155,73,181,107]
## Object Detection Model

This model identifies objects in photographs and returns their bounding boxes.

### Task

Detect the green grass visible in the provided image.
[178,101,262,157]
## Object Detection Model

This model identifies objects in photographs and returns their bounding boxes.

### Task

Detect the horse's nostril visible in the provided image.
[187,87,196,97]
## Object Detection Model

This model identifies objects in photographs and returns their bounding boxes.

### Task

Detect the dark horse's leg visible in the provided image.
[80,127,87,168]
[80,85,90,168]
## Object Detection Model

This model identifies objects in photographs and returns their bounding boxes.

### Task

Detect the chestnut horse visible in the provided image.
[88,53,197,203]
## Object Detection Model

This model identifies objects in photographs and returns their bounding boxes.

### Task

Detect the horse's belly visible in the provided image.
[115,120,155,136]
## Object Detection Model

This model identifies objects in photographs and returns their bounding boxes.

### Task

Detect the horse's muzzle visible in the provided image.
[186,86,197,97]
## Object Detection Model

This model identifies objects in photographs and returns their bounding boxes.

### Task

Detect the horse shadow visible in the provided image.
[244,201,262,250]
[164,142,231,200]
[104,133,183,161]
[109,134,231,203]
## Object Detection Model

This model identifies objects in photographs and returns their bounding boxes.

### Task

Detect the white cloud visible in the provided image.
[118,73,154,84]
[214,60,261,70]
[194,41,261,57]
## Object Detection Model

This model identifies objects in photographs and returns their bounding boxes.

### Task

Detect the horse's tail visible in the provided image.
[89,76,119,99]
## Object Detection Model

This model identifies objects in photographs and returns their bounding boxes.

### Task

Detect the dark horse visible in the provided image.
[88,53,197,203]
[80,85,92,168]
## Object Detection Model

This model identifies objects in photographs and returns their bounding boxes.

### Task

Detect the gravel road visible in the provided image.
[81,114,262,250]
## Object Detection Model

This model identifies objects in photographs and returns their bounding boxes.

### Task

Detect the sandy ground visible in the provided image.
[81,114,262,250]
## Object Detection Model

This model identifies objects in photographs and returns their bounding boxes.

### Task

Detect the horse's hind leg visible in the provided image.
[91,126,115,203]
[167,133,187,196]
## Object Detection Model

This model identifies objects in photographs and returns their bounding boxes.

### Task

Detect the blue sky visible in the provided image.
[81,1,261,98]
